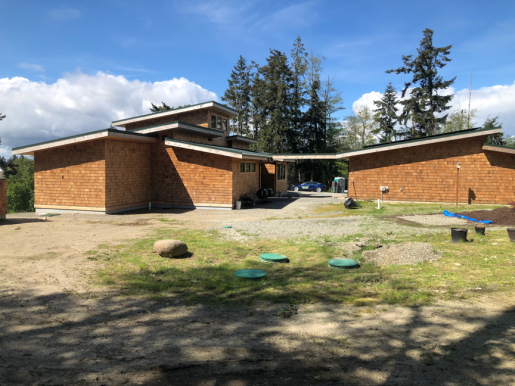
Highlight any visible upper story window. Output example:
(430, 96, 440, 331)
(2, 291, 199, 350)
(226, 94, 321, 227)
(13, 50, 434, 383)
(211, 115, 216, 128)
(217, 117, 222, 130)
(223, 118, 228, 131)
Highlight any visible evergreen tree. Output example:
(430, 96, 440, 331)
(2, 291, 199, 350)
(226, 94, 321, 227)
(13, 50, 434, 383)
(289, 37, 308, 153)
(484, 116, 505, 145)
(252, 49, 293, 153)
(0, 156, 17, 178)
(372, 83, 399, 143)
(387, 28, 456, 137)
(150, 102, 172, 112)
(221, 55, 253, 135)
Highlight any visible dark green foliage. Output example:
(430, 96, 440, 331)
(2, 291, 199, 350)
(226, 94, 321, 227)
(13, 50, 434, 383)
(252, 49, 293, 153)
(289, 36, 308, 153)
(387, 28, 456, 138)
(5, 156, 34, 213)
(224, 37, 347, 187)
(149, 102, 172, 112)
(0, 156, 17, 178)
(484, 116, 507, 145)
(221, 56, 253, 135)
(372, 83, 399, 143)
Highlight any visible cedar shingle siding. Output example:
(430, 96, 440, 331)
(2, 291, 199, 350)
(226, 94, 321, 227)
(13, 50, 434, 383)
(349, 135, 515, 204)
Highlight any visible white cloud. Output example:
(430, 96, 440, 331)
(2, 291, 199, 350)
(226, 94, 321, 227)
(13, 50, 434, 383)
(352, 82, 515, 135)
(19, 63, 44, 72)
(48, 9, 81, 20)
(0, 72, 218, 157)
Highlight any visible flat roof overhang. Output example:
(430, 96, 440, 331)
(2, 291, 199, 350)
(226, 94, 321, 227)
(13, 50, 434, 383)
(127, 121, 224, 138)
(164, 138, 271, 161)
(226, 135, 258, 145)
(482, 143, 515, 154)
(112, 101, 238, 128)
(12, 129, 158, 156)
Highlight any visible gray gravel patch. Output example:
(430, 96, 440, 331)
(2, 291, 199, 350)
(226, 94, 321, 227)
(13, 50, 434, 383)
(363, 242, 441, 266)
(398, 214, 469, 226)
(216, 216, 445, 241)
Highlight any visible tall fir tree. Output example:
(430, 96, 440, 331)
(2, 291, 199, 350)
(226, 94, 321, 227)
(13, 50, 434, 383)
(372, 83, 399, 143)
(484, 116, 505, 145)
(289, 37, 308, 153)
(221, 55, 253, 135)
(387, 28, 456, 138)
(252, 49, 293, 153)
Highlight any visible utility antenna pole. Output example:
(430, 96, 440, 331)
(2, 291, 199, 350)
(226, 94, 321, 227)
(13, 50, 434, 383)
(468, 72, 473, 129)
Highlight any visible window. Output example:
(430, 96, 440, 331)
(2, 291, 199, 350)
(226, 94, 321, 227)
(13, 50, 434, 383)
(277, 164, 286, 180)
(251, 163, 256, 172)
(211, 115, 216, 128)
(217, 117, 222, 130)
(223, 118, 228, 131)
(240, 163, 245, 172)
(246, 163, 251, 172)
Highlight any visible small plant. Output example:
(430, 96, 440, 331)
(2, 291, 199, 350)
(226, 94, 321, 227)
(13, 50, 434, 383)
(475, 223, 485, 229)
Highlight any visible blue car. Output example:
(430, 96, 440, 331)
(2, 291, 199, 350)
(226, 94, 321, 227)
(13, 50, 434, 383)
(291, 181, 326, 193)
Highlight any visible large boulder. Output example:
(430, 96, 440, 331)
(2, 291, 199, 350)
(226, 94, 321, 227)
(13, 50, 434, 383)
(154, 240, 188, 258)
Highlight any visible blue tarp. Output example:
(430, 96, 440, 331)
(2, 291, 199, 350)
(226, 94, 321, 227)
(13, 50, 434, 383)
(443, 210, 492, 224)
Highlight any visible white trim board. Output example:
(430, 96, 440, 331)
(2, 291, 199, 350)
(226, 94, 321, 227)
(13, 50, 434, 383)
(482, 145, 515, 155)
(131, 122, 223, 137)
(164, 139, 271, 160)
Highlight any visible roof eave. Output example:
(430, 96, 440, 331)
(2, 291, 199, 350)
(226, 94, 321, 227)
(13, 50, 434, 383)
(112, 101, 238, 127)
(12, 130, 157, 156)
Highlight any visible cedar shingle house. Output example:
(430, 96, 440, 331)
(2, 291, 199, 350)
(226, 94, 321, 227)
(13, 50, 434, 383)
(13, 102, 290, 214)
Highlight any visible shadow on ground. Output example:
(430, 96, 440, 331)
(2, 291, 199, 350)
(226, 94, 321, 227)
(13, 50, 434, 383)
(1, 286, 514, 385)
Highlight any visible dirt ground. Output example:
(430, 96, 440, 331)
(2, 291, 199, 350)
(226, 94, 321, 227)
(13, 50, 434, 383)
(1, 194, 515, 385)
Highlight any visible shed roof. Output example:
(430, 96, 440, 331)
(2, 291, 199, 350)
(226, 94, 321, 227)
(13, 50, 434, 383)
(164, 138, 272, 160)
(277, 127, 502, 160)
(128, 121, 224, 138)
(226, 135, 258, 144)
(112, 101, 238, 127)
(12, 128, 157, 156)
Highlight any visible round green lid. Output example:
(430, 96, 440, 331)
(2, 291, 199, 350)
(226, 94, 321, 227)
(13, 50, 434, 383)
(234, 269, 266, 279)
(260, 253, 288, 263)
(328, 258, 360, 270)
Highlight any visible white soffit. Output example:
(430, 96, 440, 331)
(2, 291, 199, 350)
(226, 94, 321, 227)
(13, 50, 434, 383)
(164, 139, 270, 160)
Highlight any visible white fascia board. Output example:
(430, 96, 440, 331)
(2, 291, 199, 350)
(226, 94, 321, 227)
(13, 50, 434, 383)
(164, 139, 270, 160)
(482, 144, 515, 155)
(113, 102, 237, 127)
(337, 128, 502, 159)
(134, 122, 223, 137)
(12, 131, 156, 156)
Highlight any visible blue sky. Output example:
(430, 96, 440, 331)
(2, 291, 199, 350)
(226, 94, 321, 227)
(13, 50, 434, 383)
(1, 0, 514, 155)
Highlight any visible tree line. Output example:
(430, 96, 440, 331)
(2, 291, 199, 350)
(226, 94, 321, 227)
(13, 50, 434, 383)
(221, 29, 511, 186)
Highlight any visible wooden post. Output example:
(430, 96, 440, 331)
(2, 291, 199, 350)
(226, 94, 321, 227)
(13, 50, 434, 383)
(456, 162, 461, 206)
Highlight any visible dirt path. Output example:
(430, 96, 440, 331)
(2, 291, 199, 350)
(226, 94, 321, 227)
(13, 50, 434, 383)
(1, 200, 515, 385)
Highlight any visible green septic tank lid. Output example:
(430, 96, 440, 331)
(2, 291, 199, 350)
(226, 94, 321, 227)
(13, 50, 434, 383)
(234, 269, 266, 280)
(328, 258, 360, 270)
(260, 253, 288, 263)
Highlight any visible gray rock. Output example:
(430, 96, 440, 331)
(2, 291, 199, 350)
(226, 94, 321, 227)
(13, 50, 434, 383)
(154, 240, 188, 258)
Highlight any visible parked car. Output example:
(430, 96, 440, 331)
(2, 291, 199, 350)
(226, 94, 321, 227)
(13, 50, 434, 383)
(291, 181, 326, 193)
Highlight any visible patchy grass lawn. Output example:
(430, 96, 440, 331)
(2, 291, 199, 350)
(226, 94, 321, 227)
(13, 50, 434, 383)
(314, 200, 505, 217)
(90, 222, 515, 307)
